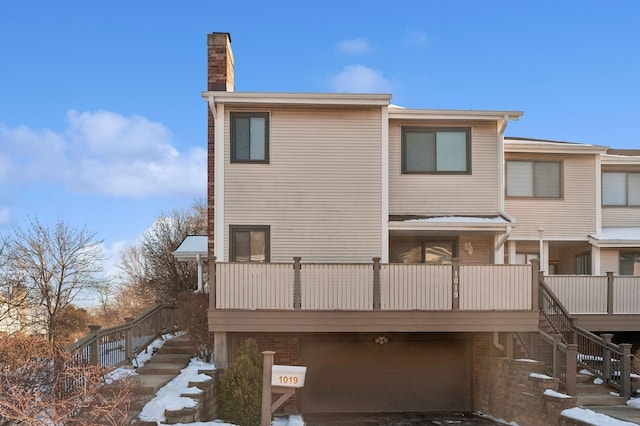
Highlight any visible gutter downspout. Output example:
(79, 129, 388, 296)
(493, 332, 504, 352)
(495, 225, 512, 251)
(498, 114, 509, 214)
(196, 253, 203, 293)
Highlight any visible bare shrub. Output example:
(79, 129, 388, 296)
(0, 334, 130, 425)
(176, 291, 213, 360)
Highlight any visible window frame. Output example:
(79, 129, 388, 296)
(401, 127, 472, 174)
(505, 160, 563, 199)
(602, 171, 640, 206)
(619, 252, 640, 275)
(389, 237, 459, 264)
(229, 225, 271, 263)
(230, 112, 270, 164)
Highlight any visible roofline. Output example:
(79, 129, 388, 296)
(505, 137, 609, 154)
(388, 108, 523, 121)
(201, 91, 392, 106)
(602, 153, 640, 165)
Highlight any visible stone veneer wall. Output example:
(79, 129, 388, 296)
(475, 357, 578, 425)
(161, 370, 218, 424)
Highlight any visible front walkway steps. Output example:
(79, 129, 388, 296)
(571, 373, 640, 424)
(126, 334, 194, 425)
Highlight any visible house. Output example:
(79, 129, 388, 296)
(196, 32, 640, 414)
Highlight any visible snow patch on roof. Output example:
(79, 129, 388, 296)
(401, 216, 509, 224)
(592, 227, 640, 242)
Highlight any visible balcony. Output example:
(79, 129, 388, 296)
(545, 273, 640, 331)
(208, 259, 541, 333)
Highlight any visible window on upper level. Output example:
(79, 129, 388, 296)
(231, 112, 269, 163)
(230, 225, 270, 262)
(506, 160, 562, 198)
(401, 127, 471, 174)
(620, 252, 640, 275)
(602, 172, 640, 206)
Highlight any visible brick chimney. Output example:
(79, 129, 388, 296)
(207, 32, 234, 92)
(207, 32, 233, 264)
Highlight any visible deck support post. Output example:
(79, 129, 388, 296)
(373, 257, 381, 311)
(620, 343, 632, 399)
(261, 351, 275, 426)
(566, 343, 578, 396)
(606, 272, 614, 315)
(293, 257, 302, 310)
(452, 258, 460, 310)
(210, 256, 217, 310)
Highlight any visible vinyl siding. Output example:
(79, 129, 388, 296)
(223, 106, 383, 262)
(601, 249, 620, 274)
(602, 207, 640, 227)
(505, 153, 597, 240)
(389, 121, 500, 216)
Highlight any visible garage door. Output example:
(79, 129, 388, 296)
(299, 334, 471, 413)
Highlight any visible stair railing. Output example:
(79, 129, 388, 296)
(68, 304, 177, 368)
(537, 274, 632, 399)
(515, 329, 578, 395)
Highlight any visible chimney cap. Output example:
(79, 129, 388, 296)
(208, 32, 231, 45)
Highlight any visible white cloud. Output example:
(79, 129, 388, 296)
(336, 38, 372, 55)
(330, 65, 393, 93)
(0, 110, 206, 198)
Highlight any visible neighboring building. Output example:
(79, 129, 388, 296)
(200, 32, 640, 414)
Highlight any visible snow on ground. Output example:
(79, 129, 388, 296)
(138, 358, 215, 423)
(562, 407, 638, 425)
(106, 335, 639, 426)
(106, 334, 303, 426)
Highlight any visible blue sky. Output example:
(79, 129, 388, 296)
(1, 1, 639, 287)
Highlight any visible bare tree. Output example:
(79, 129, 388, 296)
(3, 218, 107, 343)
(0, 236, 35, 334)
(141, 199, 206, 301)
(89, 246, 155, 327)
(0, 333, 131, 425)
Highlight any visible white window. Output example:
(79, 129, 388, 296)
(402, 128, 470, 174)
(602, 172, 640, 206)
(506, 160, 561, 198)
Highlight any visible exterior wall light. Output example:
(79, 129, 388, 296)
(464, 242, 474, 255)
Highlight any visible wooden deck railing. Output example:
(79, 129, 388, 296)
(546, 273, 640, 314)
(212, 258, 537, 311)
(68, 304, 177, 368)
(535, 270, 633, 399)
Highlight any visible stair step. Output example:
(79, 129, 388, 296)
(147, 353, 192, 365)
(159, 345, 194, 355)
(576, 373, 595, 384)
(577, 383, 616, 395)
(576, 394, 626, 407)
(128, 375, 176, 397)
(137, 362, 184, 376)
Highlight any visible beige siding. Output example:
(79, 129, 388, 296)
(224, 106, 382, 262)
(505, 153, 597, 240)
(601, 249, 620, 274)
(458, 235, 493, 264)
(389, 121, 501, 215)
(602, 207, 640, 227)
